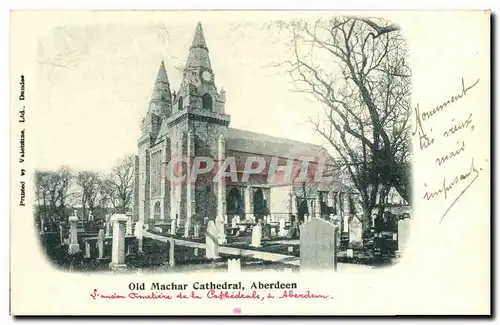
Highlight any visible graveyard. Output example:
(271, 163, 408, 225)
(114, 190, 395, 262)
(38, 209, 411, 273)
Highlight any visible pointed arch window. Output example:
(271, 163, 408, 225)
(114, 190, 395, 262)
(202, 93, 213, 111)
(178, 96, 184, 110)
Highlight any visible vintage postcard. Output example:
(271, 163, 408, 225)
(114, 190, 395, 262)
(10, 10, 490, 315)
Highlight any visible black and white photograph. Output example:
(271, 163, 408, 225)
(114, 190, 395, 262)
(9, 10, 490, 315)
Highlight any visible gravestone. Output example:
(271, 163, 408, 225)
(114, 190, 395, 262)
(235, 215, 240, 224)
(227, 258, 241, 272)
(216, 215, 227, 245)
(343, 213, 349, 232)
(59, 225, 64, 245)
(134, 221, 144, 252)
(97, 229, 105, 259)
(286, 221, 300, 239)
(251, 224, 262, 248)
(348, 216, 363, 248)
(109, 214, 128, 271)
(288, 246, 294, 253)
(278, 219, 286, 237)
(224, 214, 228, 224)
(193, 223, 200, 239)
(183, 218, 191, 238)
(126, 215, 132, 236)
(193, 247, 199, 256)
(84, 240, 91, 258)
(262, 223, 272, 240)
(300, 218, 337, 271)
(169, 238, 175, 267)
(40, 217, 44, 234)
(105, 221, 111, 237)
(397, 218, 411, 253)
(170, 218, 177, 235)
(304, 214, 309, 224)
(68, 215, 80, 255)
(231, 216, 237, 228)
(347, 248, 354, 258)
(205, 220, 219, 259)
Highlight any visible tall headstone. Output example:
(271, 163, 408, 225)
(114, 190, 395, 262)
(40, 217, 45, 234)
(278, 219, 286, 237)
(193, 223, 200, 239)
(397, 218, 411, 253)
(300, 218, 337, 271)
(227, 258, 241, 272)
(183, 217, 191, 238)
(169, 238, 175, 267)
(134, 221, 144, 252)
(109, 214, 128, 271)
(68, 215, 80, 255)
(348, 216, 363, 248)
(231, 216, 238, 228)
(251, 224, 262, 248)
(205, 220, 219, 259)
(216, 215, 227, 245)
(126, 215, 133, 236)
(97, 229, 105, 259)
(59, 225, 64, 245)
(170, 218, 177, 236)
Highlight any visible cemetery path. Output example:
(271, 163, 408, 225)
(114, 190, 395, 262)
(144, 231, 372, 272)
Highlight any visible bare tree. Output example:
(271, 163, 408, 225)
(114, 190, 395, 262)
(271, 17, 412, 229)
(34, 167, 73, 221)
(108, 155, 135, 214)
(76, 171, 102, 220)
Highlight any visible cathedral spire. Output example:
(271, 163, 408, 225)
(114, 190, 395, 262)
(185, 22, 212, 71)
(151, 60, 171, 101)
(156, 60, 169, 85)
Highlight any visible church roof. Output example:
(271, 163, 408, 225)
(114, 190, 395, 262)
(227, 127, 331, 162)
(185, 22, 212, 71)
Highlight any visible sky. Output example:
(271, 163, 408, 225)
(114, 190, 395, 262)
(33, 19, 329, 172)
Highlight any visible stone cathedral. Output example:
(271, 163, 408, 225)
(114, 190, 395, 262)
(133, 23, 360, 229)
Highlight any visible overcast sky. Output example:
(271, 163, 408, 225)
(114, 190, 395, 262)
(34, 20, 330, 172)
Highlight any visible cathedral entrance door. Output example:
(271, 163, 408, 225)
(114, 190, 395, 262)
(253, 188, 268, 221)
(226, 187, 243, 216)
(298, 199, 309, 223)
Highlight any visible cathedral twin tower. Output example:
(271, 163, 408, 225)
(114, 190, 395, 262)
(136, 23, 230, 228)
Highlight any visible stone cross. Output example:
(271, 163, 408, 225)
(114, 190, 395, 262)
(97, 229, 105, 259)
(109, 214, 128, 271)
(227, 258, 241, 272)
(216, 215, 227, 245)
(251, 224, 262, 248)
(205, 220, 219, 259)
(300, 218, 338, 271)
(68, 215, 80, 255)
